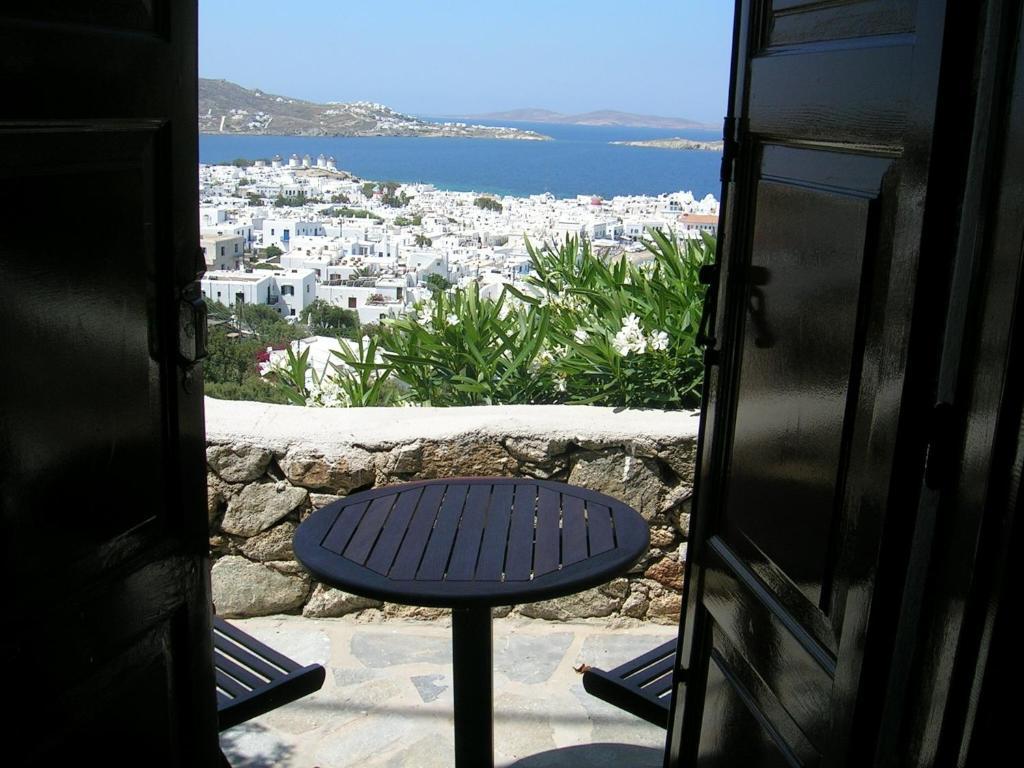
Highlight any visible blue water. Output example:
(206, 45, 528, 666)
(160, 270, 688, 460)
(199, 121, 723, 200)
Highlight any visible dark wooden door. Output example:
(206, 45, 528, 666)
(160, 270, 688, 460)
(0, 4, 217, 765)
(668, 2, 973, 766)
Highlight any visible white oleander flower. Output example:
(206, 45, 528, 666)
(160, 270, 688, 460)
(613, 313, 648, 356)
(446, 313, 459, 326)
(554, 373, 567, 392)
(573, 328, 589, 343)
(649, 330, 669, 351)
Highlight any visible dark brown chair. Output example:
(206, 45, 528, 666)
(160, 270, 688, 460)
(213, 616, 326, 732)
(581, 639, 678, 728)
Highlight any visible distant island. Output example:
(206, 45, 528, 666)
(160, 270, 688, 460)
(611, 138, 724, 151)
(199, 79, 551, 140)
(456, 107, 713, 131)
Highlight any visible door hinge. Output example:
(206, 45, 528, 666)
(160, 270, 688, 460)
(924, 402, 956, 490)
(179, 283, 208, 366)
(696, 263, 720, 359)
(720, 116, 740, 184)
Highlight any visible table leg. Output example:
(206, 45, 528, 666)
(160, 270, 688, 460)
(452, 605, 493, 768)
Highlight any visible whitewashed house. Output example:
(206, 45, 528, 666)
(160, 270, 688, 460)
(262, 219, 326, 252)
(200, 232, 244, 271)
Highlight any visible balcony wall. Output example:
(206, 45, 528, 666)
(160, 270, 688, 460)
(206, 398, 698, 623)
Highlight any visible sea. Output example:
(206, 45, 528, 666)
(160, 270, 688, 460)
(199, 121, 723, 201)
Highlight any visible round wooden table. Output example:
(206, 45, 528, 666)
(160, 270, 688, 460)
(293, 477, 650, 768)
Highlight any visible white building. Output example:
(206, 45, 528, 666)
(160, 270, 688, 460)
(262, 219, 326, 251)
(199, 206, 227, 227)
(676, 212, 719, 237)
(201, 270, 273, 308)
(318, 278, 407, 325)
(271, 268, 317, 318)
(200, 267, 316, 318)
(200, 232, 244, 271)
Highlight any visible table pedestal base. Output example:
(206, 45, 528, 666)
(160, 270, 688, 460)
(452, 606, 493, 768)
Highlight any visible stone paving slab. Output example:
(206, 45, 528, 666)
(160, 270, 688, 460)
(220, 615, 675, 767)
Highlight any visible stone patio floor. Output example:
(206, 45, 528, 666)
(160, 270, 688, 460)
(220, 615, 676, 768)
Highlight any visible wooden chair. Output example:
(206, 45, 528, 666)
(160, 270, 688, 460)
(213, 616, 326, 732)
(581, 638, 678, 728)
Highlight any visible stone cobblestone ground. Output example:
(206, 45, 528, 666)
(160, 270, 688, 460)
(220, 615, 675, 767)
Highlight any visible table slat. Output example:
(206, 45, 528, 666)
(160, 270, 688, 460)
(587, 502, 615, 556)
(473, 484, 515, 581)
(389, 484, 447, 579)
(445, 483, 492, 581)
(366, 488, 423, 575)
(504, 484, 537, 581)
(533, 487, 562, 576)
(417, 484, 469, 580)
(561, 494, 588, 566)
(344, 494, 398, 565)
(321, 501, 369, 555)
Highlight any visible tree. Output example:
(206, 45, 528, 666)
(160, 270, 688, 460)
(261, 244, 283, 260)
(246, 192, 262, 206)
(474, 196, 503, 212)
(300, 299, 360, 338)
(203, 325, 264, 386)
(331, 192, 350, 204)
(235, 302, 301, 344)
(274, 192, 308, 207)
(393, 213, 424, 227)
(414, 234, 433, 247)
(361, 182, 376, 199)
(424, 273, 451, 292)
(323, 207, 382, 222)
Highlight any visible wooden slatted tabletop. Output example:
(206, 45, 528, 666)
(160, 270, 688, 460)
(292, 477, 650, 768)
(293, 478, 650, 608)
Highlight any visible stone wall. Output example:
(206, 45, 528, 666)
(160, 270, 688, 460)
(206, 399, 698, 624)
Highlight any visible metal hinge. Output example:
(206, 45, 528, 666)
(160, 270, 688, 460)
(696, 263, 721, 363)
(720, 116, 740, 184)
(179, 283, 208, 366)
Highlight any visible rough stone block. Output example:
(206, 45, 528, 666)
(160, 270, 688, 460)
(310, 493, 344, 509)
(419, 439, 514, 478)
(657, 440, 697, 481)
(206, 472, 240, 529)
(503, 436, 569, 465)
(207, 442, 273, 483)
(211, 555, 310, 617)
(568, 450, 669, 521)
(383, 604, 452, 621)
(674, 511, 691, 539)
(621, 584, 650, 618)
(240, 522, 297, 562)
(645, 556, 685, 591)
(647, 592, 682, 623)
(518, 586, 621, 620)
(600, 577, 629, 600)
(375, 441, 423, 477)
(279, 447, 375, 493)
(302, 584, 382, 618)
(649, 526, 676, 549)
(221, 482, 308, 537)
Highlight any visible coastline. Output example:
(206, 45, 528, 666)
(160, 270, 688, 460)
(610, 138, 724, 151)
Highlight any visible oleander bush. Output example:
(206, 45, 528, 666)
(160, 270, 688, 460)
(261, 230, 714, 409)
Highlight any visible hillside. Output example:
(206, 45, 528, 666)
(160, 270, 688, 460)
(460, 107, 712, 130)
(199, 79, 550, 140)
(611, 137, 724, 151)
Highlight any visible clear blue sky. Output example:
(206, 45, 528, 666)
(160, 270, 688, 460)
(199, 1, 734, 124)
